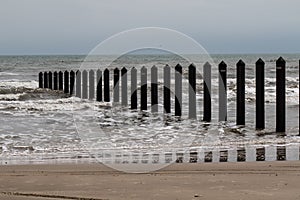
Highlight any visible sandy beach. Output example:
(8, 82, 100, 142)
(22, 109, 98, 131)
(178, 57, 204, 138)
(0, 161, 300, 200)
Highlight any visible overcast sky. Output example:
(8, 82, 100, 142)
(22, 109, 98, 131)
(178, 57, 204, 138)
(0, 0, 300, 55)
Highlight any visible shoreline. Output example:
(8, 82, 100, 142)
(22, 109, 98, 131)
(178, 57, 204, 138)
(1, 161, 300, 200)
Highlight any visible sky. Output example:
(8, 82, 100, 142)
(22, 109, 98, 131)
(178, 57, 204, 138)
(0, 0, 300, 55)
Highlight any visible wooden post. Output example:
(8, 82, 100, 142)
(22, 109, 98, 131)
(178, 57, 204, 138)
(76, 70, 81, 98)
(131, 67, 137, 109)
(256, 58, 265, 130)
(82, 70, 88, 99)
(64, 70, 69, 94)
(203, 62, 211, 122)
(39, 72, 43, 88)
(96, 69, 102, 101)
(58, 71, 63, 91)
(219, 61, 227, 122)
(48, 71, 52, 90)
(276, 57, 286, 132)
(188, 64, 196, 119)
(104, 69, 110, 102)
(121, 67, 128, 106)
(236, 60, 245, 126)
(53, 71, 58, 90)
(44, 72, 48, 88)
(113, 68, 120, 103)
(70, 70, 75, 95)
(175, 64, 182, 116)
(141, 66, 147, 110)
(164, 65, 171, 114)
(89, 70, 95, 100)
(151, 66, 158, 113)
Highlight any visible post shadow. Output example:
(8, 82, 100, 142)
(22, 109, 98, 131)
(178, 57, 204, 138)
(151, 66, 158, 113)
(218, 61, 227, 122)
(203, 62, 211, 122)
(175, 64, 182, 116)
(164, 65, 171, 114)
(256, 58, 265, 130)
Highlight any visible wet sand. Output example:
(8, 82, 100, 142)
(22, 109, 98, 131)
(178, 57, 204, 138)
(0, 161, 300, 200)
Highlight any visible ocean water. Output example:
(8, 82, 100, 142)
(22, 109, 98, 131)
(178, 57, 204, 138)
(0, 54, 299, 165)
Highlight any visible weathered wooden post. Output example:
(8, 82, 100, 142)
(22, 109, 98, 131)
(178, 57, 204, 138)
(164, 65, 171, 114)
(39, 72, 43, 88)
(151, 66, 158, 113)
(53, 71, 58, 90)
(43, 72, 49, 89)
(104, 69, 110, 102)
(58, 71, 63, 90)
(219, 61, 227, 121)
(203, 62, 211, 122)
(141, 66, 147, 110)
(96, 69, 102, 101)
(256, 58, 265, 130)
(236, 60, 245, 125)
(76, 70, 81, 98)
(70, 70, 75, 95)
(48, 71, 53, 90)
(175, 64, 182, 116)
(64, 70, 69, 94)
(188, 64, 196, 119)
(131, 67, 137, 109)
(89, 70, 95, 100)
(121, 67, 128, 106)
(113, 68, 120, 103)
(82, 70, 88, 99)
(276, 57, 286, 132)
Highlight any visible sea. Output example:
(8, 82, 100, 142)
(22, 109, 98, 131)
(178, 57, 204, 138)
(0, 54, 299, 166)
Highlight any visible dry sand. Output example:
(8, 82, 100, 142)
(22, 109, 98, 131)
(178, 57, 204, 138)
(0, 161, 300, 200)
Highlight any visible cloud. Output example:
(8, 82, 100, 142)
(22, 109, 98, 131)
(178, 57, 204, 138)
(0, 0, 299, 54)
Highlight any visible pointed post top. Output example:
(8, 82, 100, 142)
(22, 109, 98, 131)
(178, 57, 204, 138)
(164, 64, 170, 69)
(237, 59, 245, 66)
(97, 69, 101, 72)
(175, 63, 182, 70)
(151, 65, 157, 70)
(189, 63, 196, 68)
(189, 63, 196, 67)
(39, 72, 43, 74)
(121, 67, 127, 72)
(276, 57, 286, 65)
(114, 67, 119, 72)
(204, 62, 211, 67)
(256, 58, 265, 65)
(131, 67, 137, 71)
(175, 63, 181, 68)
(83, 69, 87, 73)
(141, 66, 147, 71)
(219, 61, 227, 66)
(64, 70, 68, 73)
(70, 70, 74, 73)
(104, 68, 109, 72)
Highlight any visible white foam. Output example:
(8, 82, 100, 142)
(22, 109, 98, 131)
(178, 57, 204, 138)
(0, 80, 38, 89)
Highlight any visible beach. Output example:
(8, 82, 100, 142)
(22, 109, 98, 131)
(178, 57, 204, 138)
(1, 161, 300, 200)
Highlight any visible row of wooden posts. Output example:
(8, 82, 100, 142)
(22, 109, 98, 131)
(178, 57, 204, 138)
(39, 57, 297, 133)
